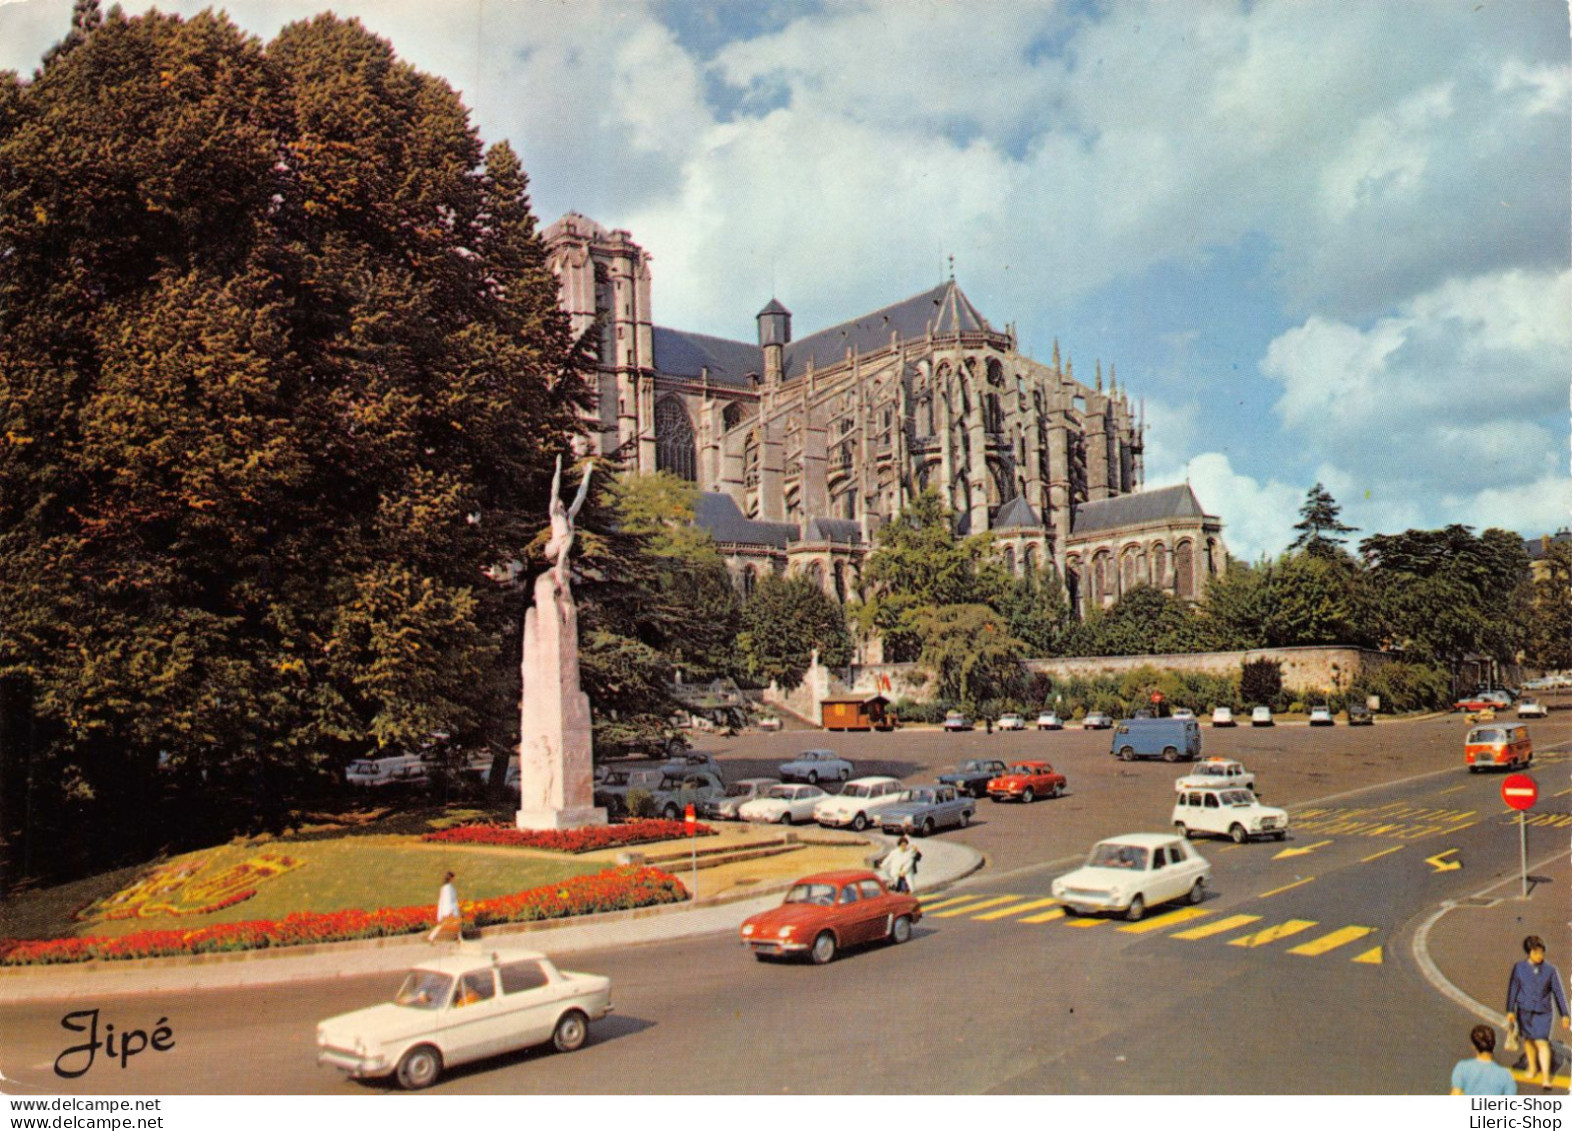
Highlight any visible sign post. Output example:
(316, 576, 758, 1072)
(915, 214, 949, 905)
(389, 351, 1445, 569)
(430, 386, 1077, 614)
(1501, 774, 1538, 898)
(685, 803, 698, 899)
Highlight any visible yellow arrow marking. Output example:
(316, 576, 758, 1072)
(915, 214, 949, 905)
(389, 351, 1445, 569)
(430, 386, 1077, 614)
(1260, 876, 1316, 898)
(1425, 849, 1461, 872)
(1172, 914, 1262, 940)
(1118, 907, 1211, 934)
(1273, 839, 1333, 859)
(1361, 845, 1405, 863)
(931, 895, 1020, 918)
(1288, 925, 1376, 956)
(973, 897, 1059, 921)
(1352, 946, 1383, 965)
(1228, 919, 1319, 948)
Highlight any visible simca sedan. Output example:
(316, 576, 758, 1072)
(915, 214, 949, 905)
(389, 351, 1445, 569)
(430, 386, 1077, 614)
(739, 869, 921, 964)
(986, 761, 1066, 803)
(1174, 758, 1256, 793)
(1051, 833, 1211, 921)
(879, 784, 975, 836)
(813, 776, 908, 830)
(937, 758, 1010, 798)
(316, 948, 612, 1089)
(738, 783, 828, 824)
(1172, 786, 1289, 843)
(777, 749, 853, 784)
(701, 778, 780, 820)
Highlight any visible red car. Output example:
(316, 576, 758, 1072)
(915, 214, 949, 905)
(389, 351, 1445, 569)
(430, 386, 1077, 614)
(739, 870, 921, 965)
(986, 761, 1067, 803)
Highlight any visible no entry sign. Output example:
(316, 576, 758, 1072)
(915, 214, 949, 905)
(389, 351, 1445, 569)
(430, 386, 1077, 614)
(1502, 774, 1538, 812)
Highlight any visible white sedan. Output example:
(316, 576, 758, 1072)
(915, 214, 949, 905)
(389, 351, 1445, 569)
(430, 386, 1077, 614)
(995, 714, 1026, 731)
(317, 949, 611, 1089)
(1250, 706, 1274, 727)
(813, 776, 907, 831)
(1051, 833, 1210, 921)
(739, 783, 828, 825)
(1036, 712, 1064, 730)
(1517, 698, 1548, 719)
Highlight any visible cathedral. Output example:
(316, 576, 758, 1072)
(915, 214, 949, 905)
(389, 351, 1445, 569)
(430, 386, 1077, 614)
(544, 212, 1226, 625)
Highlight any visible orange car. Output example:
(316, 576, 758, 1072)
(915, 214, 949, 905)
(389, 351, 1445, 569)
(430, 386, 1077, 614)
(986, 761, 1067, 803)
(739, 870, 921, 964)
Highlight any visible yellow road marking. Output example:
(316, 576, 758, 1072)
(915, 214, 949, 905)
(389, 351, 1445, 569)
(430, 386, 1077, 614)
(1273, 839, 1332, 859)
(1062, 915, 1110, 928)
(1554, 787, 1572, 798)
(1437, 784, 1468, 795)
(973, 898, 1060, 921)
(930, 895, 1021, 918)
(1020, 907, 1066, 924)
(1172, 914, 1261, 940)
(1288, 925, 1376, 956)
(1360, 845, 1405, 863)
(1511, 1068, 1572, 1089)
(1118, 907, 1211, 934)
(919, 895, 988, 913)
(1259, 876, 1316, 897)
(1228, 919, 1319, 948)
(1352, 946, 1383, 965)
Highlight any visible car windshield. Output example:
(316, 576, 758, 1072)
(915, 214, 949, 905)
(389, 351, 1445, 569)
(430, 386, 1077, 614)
(1089, 844, 1148, 870)
(766, 787, 795, 800)
(1468, 728, 1506, 744)
(841, 784, 871, 798)
(1221, 790, 1255, 806)
(904, 790, 936, 805)
(1011, 765, 1036, 774)
(1195, 765, 1224, 777)
(395, 970, 453, 1010)
(784, 883, 837, 906)
(347, 761, 378, 773)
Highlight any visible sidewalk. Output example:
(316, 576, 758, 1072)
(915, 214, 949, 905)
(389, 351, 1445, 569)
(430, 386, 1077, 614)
(1417, 844, 1572, 1091)
(0, 832, 983, 1002)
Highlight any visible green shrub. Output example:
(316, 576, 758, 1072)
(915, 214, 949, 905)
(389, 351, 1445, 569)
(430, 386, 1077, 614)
(1355, 661, 1451, 713)
(624, 789, 656, 819)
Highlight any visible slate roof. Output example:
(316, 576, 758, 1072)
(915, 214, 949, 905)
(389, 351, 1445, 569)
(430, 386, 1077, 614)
(1525, 530, 1572, 561)
(802, 517, 863, 544)
(651, 326, 763, 388)
(992, 496, 1044, 531)
(693, 493, 798, 548)
(782, 282, 997, 378)
(1070, 484, 1209, 535)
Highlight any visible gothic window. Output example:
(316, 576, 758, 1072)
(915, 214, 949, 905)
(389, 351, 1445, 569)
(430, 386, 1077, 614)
(739, 565, 755, 598)
(989, 459, 1016, 506)
(1121, 549, 1139, 593)
(920, 394, 935, 436)
(1151, 544, 1168, 589)
(1206, 539, 1220, 576)
(655, 397, 696, 481)
(985, 393, 1003, 433)
(807, 561, 825, 591)
(1064, 560, 1081, 619)
(722, 402, 746, 432)
(987, 359, 1005, 387)
(1002, 546, 1015, 574)
(1176, 540, 1195, 599)
(833, 562, 847, 604)
(837, 489, 856, 520)
(1023, 544, 1038, 575)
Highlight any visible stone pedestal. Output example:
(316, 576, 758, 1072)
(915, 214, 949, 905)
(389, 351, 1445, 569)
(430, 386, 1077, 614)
(516, 571, 606, 831)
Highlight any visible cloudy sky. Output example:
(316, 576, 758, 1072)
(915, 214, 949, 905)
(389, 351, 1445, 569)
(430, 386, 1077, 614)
(3, 0, 1568, 561)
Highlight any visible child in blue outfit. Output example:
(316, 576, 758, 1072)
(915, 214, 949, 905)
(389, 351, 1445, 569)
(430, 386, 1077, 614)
(1452, 1025, 1517, 1095)
(1506, 935, 1570, 1092)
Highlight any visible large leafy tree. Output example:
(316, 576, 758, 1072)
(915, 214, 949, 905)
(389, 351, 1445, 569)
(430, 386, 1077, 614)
(1525, 542, 1572, 670)
(0, 6, 584, 879)
(1068, 585, 1203, 656)
(911, 605, 1027, 706)
(1289, 483, 1357, 559)
(736, 574, 852, 688)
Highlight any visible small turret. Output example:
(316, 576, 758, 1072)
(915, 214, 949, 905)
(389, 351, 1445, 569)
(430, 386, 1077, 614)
(757, 298, 790, 387)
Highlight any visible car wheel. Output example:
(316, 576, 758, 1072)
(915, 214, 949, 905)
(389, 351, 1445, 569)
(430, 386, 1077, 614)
(1186, 878, 1205, 905)
(851, 812, 868, 832)
(1021, 787, 1035, 804)
(891, 915, 913, 945)
(838, 768, 850, 782)
(1124, 895, 1146, 922)
(662, 804, 679, 821)
(921, 818, 935, 837)
(1175, 821, 1189, 839)
(806, 771, 819, 785)
(1119, 746, 1135, 762)
(395, 1045, 443, 1090)
(1060, 902, 1079, 918)
(1273, 831, 1287, 841)
(1049, 782, 1063, 799)
(779, 811, 792, 825)
(552, 1009, 589, 1053)
(810, 931, 837, 965)
(1230, 823, 1248, 845)
(1162, 746, 1179, 763)
(959, 810, 971, 828)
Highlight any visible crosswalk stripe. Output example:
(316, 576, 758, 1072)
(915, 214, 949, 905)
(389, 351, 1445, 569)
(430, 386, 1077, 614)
(974, 898, 1060, 921)
(930, 895, 1021, 918)
(1228, 919, 1318, 948)
(920, 895, 992, 913)
(1287, 925, 1376, 956)
(1062, 914, 1110, 928)
(1172, 914, 1262, 940)
(1117, 907, 1212, 934)
(1019, 907, 1066, 924)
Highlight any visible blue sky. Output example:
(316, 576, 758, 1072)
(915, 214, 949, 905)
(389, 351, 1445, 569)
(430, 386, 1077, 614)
(3, 0, 1568, 561)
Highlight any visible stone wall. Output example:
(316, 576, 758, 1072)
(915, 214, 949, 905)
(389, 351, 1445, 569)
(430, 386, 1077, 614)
(1022, 646, 1392, 694)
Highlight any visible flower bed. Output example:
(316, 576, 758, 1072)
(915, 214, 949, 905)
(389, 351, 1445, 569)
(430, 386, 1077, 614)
(0, 866, 688, 967)
(422, 818, 717, 852)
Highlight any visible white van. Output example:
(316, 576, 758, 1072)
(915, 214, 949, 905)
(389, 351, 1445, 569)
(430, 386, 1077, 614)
(345, 754, 429, 787)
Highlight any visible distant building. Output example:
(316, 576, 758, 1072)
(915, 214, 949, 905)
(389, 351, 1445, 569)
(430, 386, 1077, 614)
(1525, 529, 1572, 582)
(544, 212, 1226, 620)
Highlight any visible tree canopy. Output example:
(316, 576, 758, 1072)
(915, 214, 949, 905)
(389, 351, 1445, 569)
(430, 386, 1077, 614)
(1289, 483, 1357, 559)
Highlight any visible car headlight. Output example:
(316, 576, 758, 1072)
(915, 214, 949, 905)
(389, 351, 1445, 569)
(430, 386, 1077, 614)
(742, 924, 754, 935)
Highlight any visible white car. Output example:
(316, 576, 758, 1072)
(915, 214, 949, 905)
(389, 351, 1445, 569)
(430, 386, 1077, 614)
(995, 714, 1026, 731)
(738, 783, 828, 825)
(813, 776, 908, 831)
(1174, 758, 1256, 793)
(1308, 705, 1334, 726)
(755, 715, 784, 731)
(1036, 712, 1064, 730)
(1082, 712, 1114, 730)
(1517, 698, 1548, 719)
(1250, 706, 1274, 727)
(1170, 708, 1196, 720)
(1172, 786, 1289, 843)
(345, 754, 428, 787)
(1211, 707, 1236, 727)
(700, 778, 780, 820)
(317, 948, 612, 1089)
(1051, 833, 1211, 921)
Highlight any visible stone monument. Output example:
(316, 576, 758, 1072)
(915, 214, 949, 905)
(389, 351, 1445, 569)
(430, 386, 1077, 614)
(515, 455, 607, 831)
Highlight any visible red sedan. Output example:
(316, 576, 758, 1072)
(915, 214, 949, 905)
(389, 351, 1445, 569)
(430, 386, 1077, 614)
(739, 870, 921, 964)
(986, 760, 1067, 803)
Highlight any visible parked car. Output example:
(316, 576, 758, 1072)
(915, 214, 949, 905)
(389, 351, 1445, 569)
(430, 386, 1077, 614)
(1036, 711, 1064, 730)
(597, 769, 724, 820)
(1454, 690, 1516, 712)
(1051, 833, 1211, 922)
(1170, 708, 1196, 720)
(1346, 703, 1374, 726)
(937, 758, 1010, 798)
(1517, 697, 1548, 719)
(1308, 705, 1334, 726)
(1250, 706, 1274, 727)
(738, 783, 829, 824)
(596, 724, 691, 761)
(942, 711, 974, 732)
(658, 751, 725, 779)
(316, 948, 612, 1089)
(1465, 724, 1533, 772)
(739, 870, 921, 964)
(878, 784, 975, 836)
(755, 714, 784, 732)
(986, 761, 1067, 803)
(813, 776, 908, 831)
(1109, 717, 1203, 763)
(700, 778, 780, 820)
(1082, 712, 1114, 730)
(995, 713, 1026, 731)
(777, 749, 854, 784)
(1174, 758, 1256, 793)
(345, 754, 429, 787)
(1172, 786, 1289, 843)
(590, 767, 666, 814)
(1211, 707, 1236, 727)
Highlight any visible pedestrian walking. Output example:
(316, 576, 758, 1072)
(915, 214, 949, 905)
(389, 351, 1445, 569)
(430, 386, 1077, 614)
(1506, 934, 1570, 1091)
(428, 870, 462, 943)
(985, 716, 993, 735)
(1450, 1024, 1517, 1095)
(881, 837, 920, 894)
